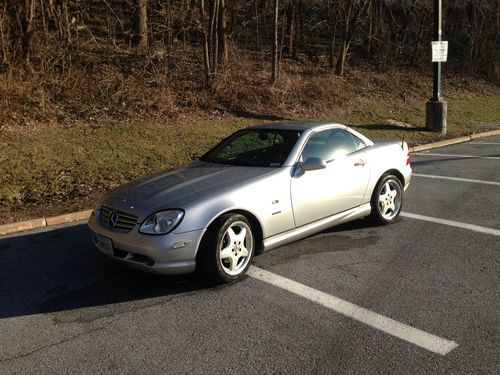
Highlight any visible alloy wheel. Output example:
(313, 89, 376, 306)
(378, 180, 402, 220)
(218, 221, 254, 276)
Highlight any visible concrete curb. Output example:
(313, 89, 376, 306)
(45, 210, 94, 226)
(0, 209, 93, 236)
(1, 129, 499, 237)
(0, 218, 47, 236)
(410, 129, 500, 152)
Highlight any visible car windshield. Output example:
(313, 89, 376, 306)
(200, 129, 303, 167)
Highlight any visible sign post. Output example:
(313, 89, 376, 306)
(426, 0, 447, 134)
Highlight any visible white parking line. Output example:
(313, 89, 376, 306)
(412, 173, 500, 186)
(401, 212, 500, 237)
(248, 266, 458, 355)
(413, 153, 500, 160)
(468, 142, 500, 145)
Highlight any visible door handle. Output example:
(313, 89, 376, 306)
(354, 160, 367, 167)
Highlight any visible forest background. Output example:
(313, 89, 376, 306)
(0, 0, 498, 222)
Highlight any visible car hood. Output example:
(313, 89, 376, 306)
(102, 161, 276, 217)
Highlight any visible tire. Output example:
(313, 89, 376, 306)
(197, 213, 255, 283)
(369, 174, 403, 225)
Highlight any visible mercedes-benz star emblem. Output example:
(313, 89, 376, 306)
(108, 211, 119, 228)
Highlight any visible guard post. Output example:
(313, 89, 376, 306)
(426, 0, 448, 134)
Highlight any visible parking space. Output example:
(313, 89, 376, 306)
(1, 136, 499, 374)
(405, 136, 500, 230)
(410, 135, 500, 181)
(403, 178, 500, 229)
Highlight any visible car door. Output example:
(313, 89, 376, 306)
(290, 128, 370, 227)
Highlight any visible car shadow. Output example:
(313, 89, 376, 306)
(0, 224, 217, 320)
(230, 110, 290, 122)
(321, 218, 380, 234)
(409, 156, 497, 166)
(351, 124, 426, 132)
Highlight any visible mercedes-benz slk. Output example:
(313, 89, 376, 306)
(88, 122, 411, 282)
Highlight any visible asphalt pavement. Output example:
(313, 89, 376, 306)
(1, 136, 499, 374)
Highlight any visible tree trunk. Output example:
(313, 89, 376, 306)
(219, 0, 228, 64)
(285, 0, 295, 56)
(134, 0, 148, 49)
(296, 0, 304, 52)
(5, 0, 37, 65)
(335, 41, 348, 76)
(199, 0, 211, 83)
(366, 0, 372, 53)
(209, 0, 219, 73)
(255, 0, 260, 50)
(334, 0, 369, 76)
(0, 2, 8, 64)
(271, 0, 279, 82)
(329, 32, 336, 70)
(327, 0, 337, 70)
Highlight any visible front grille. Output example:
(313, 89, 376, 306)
(99, 205, 138, 232)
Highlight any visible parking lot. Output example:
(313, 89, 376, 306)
(1, 135, 499, 374)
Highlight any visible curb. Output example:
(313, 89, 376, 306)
(410, 129, 500, 152)
(0, 218, 47, 236)
(0, 209, 93, 236)
(1, 129, 499, 237)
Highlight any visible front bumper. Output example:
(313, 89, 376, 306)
(88, 211, 206, 275)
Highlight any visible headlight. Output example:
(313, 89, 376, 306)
(139, 210, 184, 235)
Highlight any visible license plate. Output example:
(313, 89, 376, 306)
(94, 234, 113, 256)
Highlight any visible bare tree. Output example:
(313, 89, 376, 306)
(209, 0, 220, 73)
(134, 0, 148, 49)
(0, 0, 496, 79)
(54, 0, 72, 44)
(2, 0, 37, 65)
(334, 0, 370, 76)
(219, 0, 228, 64)
(199, 0, 211, 83)
(284, 0, 295, 56)
(271, 0, 278, 82)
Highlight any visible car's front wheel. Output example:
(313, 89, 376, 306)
(198, 213, 255, 283)
(370, 174, 403, 224)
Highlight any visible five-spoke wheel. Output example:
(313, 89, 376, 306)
(218, 221, 253, 276)
(370, 174, 403, 224)
(198, 213, 255, 283)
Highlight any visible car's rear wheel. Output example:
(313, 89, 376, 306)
(198, 213, 255, 283)
(370, 174, 403, 224)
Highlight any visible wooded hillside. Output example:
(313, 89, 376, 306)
(0, 1, 498, 126)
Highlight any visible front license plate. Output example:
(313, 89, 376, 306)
(94, 234, 114, 256)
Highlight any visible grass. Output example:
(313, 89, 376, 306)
(1, 47, 498, 224)
(0, 117, 259, 222)
(343, 96, 500, 143)
(1, 93, 498, 224)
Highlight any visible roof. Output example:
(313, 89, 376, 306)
(248, 121, 346, 132)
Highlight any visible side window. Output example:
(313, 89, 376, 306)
(350, 133, 367, 151)
(301, 129, 364, 161)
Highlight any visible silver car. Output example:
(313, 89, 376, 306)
(88, 122, 411, 282)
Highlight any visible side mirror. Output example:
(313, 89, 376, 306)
(301, 157, 327, 172)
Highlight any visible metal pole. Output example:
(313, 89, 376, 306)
(432, 0, 442, 101)
(426, 0, 447, 133)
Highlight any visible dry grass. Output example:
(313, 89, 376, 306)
(1, 44, 498, 129)
(0, 45, 499, 224)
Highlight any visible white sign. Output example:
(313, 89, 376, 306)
(432, 41, 448, 62)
